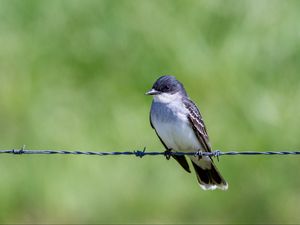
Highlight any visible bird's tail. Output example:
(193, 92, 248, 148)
(190, 156, 228, 190)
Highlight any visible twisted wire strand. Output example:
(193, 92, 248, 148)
(1, 148, 300, 158)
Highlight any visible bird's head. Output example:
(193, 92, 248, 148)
(146, 75, 187, 103)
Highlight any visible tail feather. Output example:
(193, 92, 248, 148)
(191, 159, 228, 190)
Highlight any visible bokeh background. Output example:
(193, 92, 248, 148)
(1, 0, 300, 223)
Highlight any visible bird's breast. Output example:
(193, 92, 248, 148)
(151, 101, 201, 151)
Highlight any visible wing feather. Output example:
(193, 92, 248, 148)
(183, 98, 212, 152)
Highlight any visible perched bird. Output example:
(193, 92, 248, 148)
(146, 75, 228, 190)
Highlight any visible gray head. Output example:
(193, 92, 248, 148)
(145, 75, 187, 97)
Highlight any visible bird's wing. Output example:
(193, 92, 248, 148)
(150, 109, 191, 173)
(183, 97, 212, 152)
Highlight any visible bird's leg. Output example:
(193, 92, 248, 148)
(164, 148, 172, 160)
(196, 149, 203, 160)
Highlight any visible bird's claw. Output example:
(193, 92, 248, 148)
(196, 150, 203, 160)
(164, 149, 172, 160)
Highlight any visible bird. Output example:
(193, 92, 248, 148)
(146, 75, 228, 190)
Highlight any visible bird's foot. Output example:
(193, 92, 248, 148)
(196, 150, 203, 160)
(164, 149, 172, 160)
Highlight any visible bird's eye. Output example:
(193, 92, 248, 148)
(164, 85, 170, 91)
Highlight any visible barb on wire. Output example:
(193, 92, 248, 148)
(1, 147, 300, 158)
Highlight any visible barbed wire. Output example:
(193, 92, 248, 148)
(1, 148, 300, 160)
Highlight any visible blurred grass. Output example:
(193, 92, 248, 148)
(0, 0, 300, 223)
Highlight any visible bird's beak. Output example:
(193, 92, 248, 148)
(145, 89, 160, 95)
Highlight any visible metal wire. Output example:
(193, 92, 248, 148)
(1, 148, 300, 158)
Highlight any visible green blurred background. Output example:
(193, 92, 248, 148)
(1, 0, 300, 223)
